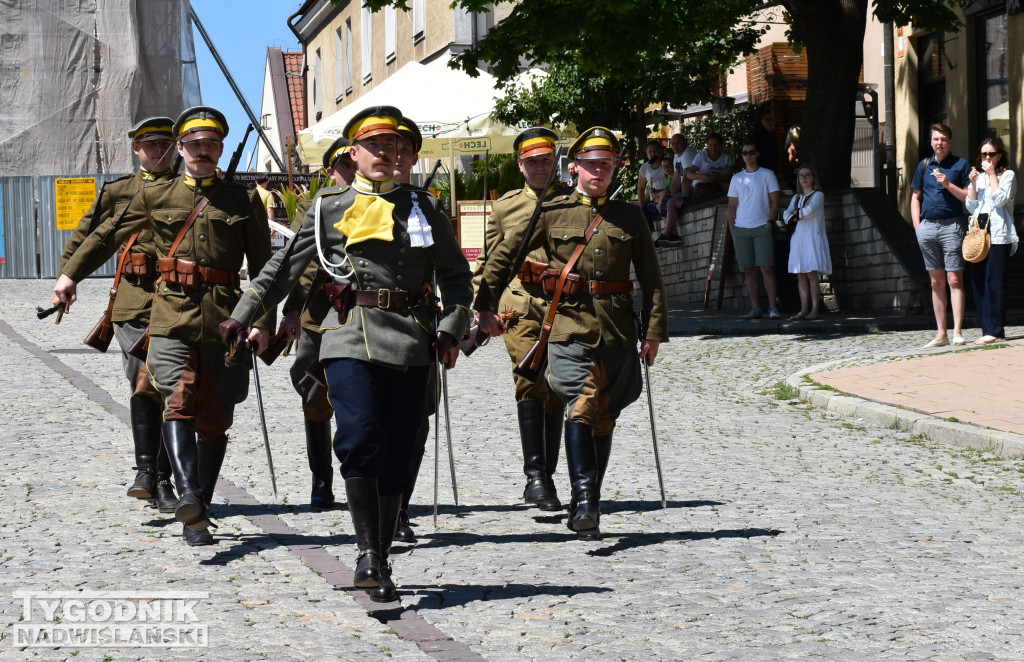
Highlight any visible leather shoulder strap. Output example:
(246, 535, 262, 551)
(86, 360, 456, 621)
(167, 181, 223, 259)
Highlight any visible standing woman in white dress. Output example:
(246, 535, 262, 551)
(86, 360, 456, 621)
(785, 164, 832, 319)
(966, 136, 1017, 344)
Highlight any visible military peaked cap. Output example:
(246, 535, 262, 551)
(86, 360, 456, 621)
(568, 127, 619, 160)
(323, 136, 352, 170)
(397, 117, 423, 153)
(129, 117, 175, 143)
(343, 106, 402, 142)
(514, 127, 558, 159)
(173, 106, 229, 142)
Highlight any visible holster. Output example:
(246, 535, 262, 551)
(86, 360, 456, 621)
(83, 311, 115, 353)
(541, 269, 583, 297)
(127, 328, 150, 361)
(324, 282, 354, 323)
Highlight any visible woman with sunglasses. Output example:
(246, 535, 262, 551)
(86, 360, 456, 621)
(966, 137, 1018, 344)
(784, 164, 832, 319)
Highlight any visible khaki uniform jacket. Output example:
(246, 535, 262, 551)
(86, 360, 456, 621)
(472, 186, 556, 318)
(282, 199, 333, 333)
(63, 177, 274, 343)
(60, 171, 163, 325)
(474, 190, 669, 347)
(231, 185, 473, 369)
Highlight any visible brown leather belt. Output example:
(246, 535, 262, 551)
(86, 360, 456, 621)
(157, 257, 240, 289)
(539, 268, 632, 296)
(121, 252, 156, 278)
(353, 288, 429, 310)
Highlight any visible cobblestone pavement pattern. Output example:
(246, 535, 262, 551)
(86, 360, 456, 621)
(2, 279, 1023, 661)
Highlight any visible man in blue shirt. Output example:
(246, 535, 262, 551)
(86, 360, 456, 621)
(911, 122, 971, 348)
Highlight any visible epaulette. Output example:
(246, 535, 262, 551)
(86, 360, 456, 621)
(318, 184, 352, 197)
(108, 173, 134, 184)
(497, 188, 521, 202)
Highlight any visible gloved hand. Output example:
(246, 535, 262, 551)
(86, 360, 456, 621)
(219, 318, 247, 348)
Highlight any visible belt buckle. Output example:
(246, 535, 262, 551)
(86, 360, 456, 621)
(377, 289, 391, 308)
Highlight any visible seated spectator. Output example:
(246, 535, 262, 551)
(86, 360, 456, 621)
(668, 133, 698, 200)
(750, 108, 779, 175)
(657, 133, 735, 248)
(637, 139, 669, 230)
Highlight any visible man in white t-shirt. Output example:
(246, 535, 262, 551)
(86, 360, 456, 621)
(728, 142, 781, 319)
(657, 133, 733, 248)
(668, 133, 697, 200)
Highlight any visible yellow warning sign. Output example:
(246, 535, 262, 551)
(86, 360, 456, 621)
(55, 178, 97, 231)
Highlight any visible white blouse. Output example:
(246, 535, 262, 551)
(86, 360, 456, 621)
(966, 169, 1018, 246)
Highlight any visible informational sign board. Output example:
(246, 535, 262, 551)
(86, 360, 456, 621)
(55, 177, 97, 231)
(704, 204, 732, 309)
(457, 201, 492, 269)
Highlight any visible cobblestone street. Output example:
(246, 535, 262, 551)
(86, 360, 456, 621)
(2, 278, 1023, 661)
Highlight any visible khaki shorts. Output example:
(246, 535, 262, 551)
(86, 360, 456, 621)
(731, 223, 774, 270)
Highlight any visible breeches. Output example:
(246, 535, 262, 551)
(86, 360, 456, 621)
(288, 330, 334, 422)
(147, 335, 249, 442)
(114, 321, 161, 404)
(325, 358, 429, 495)
(546, 342, 642, 436)
(503, 304, 563, 413)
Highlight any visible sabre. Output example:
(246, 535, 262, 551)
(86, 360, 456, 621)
(637, 309, 667, 509)
(247, 340, 278, 497)
(431, 272, 458, 527)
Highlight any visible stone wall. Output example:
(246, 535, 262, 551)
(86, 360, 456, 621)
(650, 190, 931, 314)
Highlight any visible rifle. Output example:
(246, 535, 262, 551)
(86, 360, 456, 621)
(225, 123, 254, 182)
(423, 159, 443, 189)
(513, 146, 626, 383)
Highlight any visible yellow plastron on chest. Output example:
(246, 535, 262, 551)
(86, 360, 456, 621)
(334, 194, 396, 247)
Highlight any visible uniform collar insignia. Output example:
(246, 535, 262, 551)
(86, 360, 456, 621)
(524, 183, 558, 201)
(576, 190, 607, 207)
(141, 169, 173, 182)
(354, 173, 396, 195)
(182, 173, 218, 189)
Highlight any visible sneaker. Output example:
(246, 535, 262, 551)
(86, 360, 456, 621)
(922, 336, 949, 349)
(659, 233, 683, 247)
(768, 306, 781, 319)
(744, 307, 763, 319)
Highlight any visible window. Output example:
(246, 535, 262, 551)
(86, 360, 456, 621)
(361, 1, 372, 83)
(344, 19, 354, 94)
(413, 0, 425, 43)
(313, 47, 323, 121)
(334, 27, 344, 100)
(916, 32, 947, 160)
(974, 10, 1008, 145)
(385, 6, 396, 64)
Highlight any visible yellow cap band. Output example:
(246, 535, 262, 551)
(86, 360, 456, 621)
(328, 145, 351, 166)
(582, 137, 615, 150)
(348, 115, 399, 141)
(520, 136, 555, 151)
(135, 125, 173, 138)
(179, 117, 226, 136)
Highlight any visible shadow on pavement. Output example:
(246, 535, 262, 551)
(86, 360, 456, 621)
(586, 527, 783, 557)
(381, 582, 612, 614)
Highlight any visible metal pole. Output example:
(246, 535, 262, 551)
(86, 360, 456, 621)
(883, 22, 898, 203)
(189, 7, 287, 172)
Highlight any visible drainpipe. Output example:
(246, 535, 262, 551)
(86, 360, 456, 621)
(883, 22, 897, 203)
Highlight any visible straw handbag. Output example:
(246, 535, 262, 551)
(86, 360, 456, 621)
(962, 213, 991, 263)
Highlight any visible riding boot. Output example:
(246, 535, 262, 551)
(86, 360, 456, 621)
(519, 400, 558, 509)
(197, 436, 228, 509)
(394, 442, 424, 544)
(154, 435, 178, 513)
(304, 419, 335, 508)
(126, 395, 163, 499)
(542, 411, 564, 511)
(162, 420, 209, 530)
(564, 420, 601, 540)
(345, 477, 382, 588)
(368, 493, 403, 602)
(595, 432, 613, 492)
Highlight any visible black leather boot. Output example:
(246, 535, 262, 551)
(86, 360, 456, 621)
(564, 420, 601, 540)
(181, 439, 224, 546)
(541, 411, 564, 511)
(368, 493, 403, 602)
(345, 477, 382, 588)
(519, 400, 559, 509)
(394, 438, 425, 544)
(305, 419, 335, 508)
(126, 395, 163, 499)
(154, 435, 177, 512)
(162, 421, 209, 530)
(595, 432, 613, 492)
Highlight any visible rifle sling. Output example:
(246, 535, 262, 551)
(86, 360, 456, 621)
(527, 204, 608, 372)
(100, 231, 141, 325)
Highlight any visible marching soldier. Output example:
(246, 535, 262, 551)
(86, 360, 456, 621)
(58, 117, 179, 513)
(224, 106, 472, 602)
(277, 136, 358, 508)
(54, 106, 275, 546)
(475, 127, 669, 540)
(472, 127, 566, 511)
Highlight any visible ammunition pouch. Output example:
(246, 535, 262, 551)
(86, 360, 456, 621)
(517, 259, 549, 284)
(157, 257, 240, 290)
(122, 252, 156, 278)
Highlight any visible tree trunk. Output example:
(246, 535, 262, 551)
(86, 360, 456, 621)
(786, 0, 869, 189)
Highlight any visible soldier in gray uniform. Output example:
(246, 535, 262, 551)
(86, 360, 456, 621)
(58, 117, 179, 512)
(224, 106, 472, 603)
(56, 106, 274, 546)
